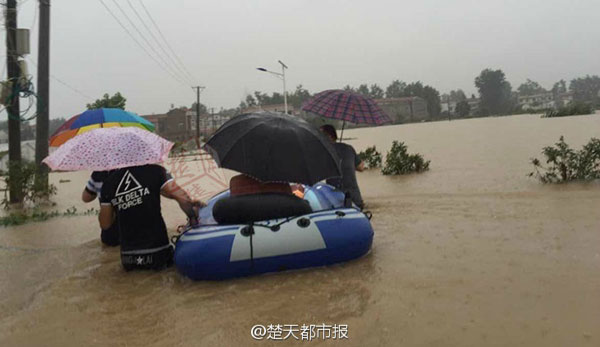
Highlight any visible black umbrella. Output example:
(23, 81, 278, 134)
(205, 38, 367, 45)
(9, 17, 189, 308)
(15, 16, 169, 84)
(204, 112, 341, 185)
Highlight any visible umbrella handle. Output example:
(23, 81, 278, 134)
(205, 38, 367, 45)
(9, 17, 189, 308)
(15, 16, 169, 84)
(339, 120, 345, 142)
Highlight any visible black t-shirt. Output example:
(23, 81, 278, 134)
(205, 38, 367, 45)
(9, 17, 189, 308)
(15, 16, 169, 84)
(100, 164, 173, 253)
(326, 142, 364, 207)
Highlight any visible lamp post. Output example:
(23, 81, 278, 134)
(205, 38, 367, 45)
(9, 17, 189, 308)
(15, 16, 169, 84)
(257, 60, 288, 114)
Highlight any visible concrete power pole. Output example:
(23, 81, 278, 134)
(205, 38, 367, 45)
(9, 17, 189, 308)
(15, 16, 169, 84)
(35, 0, 50, 188)
(5, 0, 22, 203)
(192, 86, 204, 147)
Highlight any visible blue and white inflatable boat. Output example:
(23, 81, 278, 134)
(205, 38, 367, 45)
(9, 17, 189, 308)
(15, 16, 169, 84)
(174, 184, 374, 280)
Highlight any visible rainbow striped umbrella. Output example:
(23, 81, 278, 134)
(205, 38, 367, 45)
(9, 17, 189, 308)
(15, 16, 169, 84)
(49, 108, 155, 147)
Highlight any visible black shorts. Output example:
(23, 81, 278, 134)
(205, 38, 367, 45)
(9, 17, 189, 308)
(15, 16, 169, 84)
(121, 245, 174, 271)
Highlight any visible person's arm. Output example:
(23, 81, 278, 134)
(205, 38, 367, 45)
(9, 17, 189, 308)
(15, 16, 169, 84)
(353, 146, 365, 172)
(356, 161, 365, 172)
(82, 174, 102, 202)
(99, 204, 115, 230)
(82, 188, 97, 202)
(161, 180, 204, 225)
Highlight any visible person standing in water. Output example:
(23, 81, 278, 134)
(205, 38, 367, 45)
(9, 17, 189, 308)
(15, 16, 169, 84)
(82, 171, 120, 246)
(320, 124, 365, 209)
(98, 164, 204, 271)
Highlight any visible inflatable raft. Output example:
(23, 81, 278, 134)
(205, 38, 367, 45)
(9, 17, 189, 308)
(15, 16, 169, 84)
(174, 184, 374, 280)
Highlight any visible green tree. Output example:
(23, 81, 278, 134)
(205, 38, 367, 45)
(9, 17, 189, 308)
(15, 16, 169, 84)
(551, 79, 567, 96)
(254, 91, 267, 105)
(288, 85, 311, 108)
(569, 75, 600, 106)
(455, 100, 471, 117)
(356, 84, 370, 96)
(190, 102, 207, 115)
(475, 69, 513, 115)
(369, 84, 384, 99)
(385, 80, 407, 98)
(517, 79, 546, 96)
(245, 94, 257, 107)
(404, 82, 442, 119)
(342, 85, 355, 92)
(269, 92, 285, 105)
(449, 89, 467, 101)
(86, 92, 126, 110)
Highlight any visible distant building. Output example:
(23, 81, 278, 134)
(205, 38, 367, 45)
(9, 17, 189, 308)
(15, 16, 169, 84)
(557, 92, 574, 107)
(375, 97, 428, 123)
(186, 109, 231, 135)
(467, 97, 480, 115)
(518, 92, 555, 110)
(441, 99, 458, 115)
(141, 108, 193, 142)
(241, 104, 295, 115)
(0, 140, 36, 172)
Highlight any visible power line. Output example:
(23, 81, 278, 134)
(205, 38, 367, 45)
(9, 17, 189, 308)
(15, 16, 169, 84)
(27, 57, 93, 100)
(125, 0, 194, 85)
(109, 0, 191, 86)
(136, 0, 197, 83)
(96, 0, 189, 87)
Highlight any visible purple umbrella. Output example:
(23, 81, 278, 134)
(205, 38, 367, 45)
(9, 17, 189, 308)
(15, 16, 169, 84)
(301, 89, 392, 140)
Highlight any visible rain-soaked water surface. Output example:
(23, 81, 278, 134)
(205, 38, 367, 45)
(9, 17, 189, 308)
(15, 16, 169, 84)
(1, 114, 599, 346)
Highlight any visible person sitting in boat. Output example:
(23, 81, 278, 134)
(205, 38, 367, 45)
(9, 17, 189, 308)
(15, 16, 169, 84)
(320, 124, 365, 209)
(98, 164, 205, 271)
(229, 174, 293, 196)
(213, 174, 311, 224)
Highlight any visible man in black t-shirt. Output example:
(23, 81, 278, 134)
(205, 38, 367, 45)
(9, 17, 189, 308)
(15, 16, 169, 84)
(320, 124, 365, 209)
(99, 164, 202, 271)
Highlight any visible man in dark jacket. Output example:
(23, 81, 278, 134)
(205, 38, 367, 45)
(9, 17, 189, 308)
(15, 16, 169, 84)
(320, 124, 365, 209)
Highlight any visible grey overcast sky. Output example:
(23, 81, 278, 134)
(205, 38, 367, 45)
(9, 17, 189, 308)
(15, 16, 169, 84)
(2, 0, 600, 120)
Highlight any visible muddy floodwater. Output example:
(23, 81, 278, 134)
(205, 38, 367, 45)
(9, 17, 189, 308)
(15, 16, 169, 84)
(1, 113, 599, 346)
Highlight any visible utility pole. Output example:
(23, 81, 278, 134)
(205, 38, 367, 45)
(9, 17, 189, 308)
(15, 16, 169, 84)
(35, 0, 50, 188)
(6, 0, 22, 203)
(192, 86, 204, 148)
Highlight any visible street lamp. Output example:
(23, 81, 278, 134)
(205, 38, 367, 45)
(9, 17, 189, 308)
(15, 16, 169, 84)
(256, 60, 288, 114)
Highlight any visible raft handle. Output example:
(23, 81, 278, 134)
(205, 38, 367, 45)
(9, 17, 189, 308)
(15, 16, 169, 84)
(270, 225, 281, 232)
(364, 211, 373, 220)
(297, 218, 311, 228)
(335, 211, 346, 217)
(241, 225, 255, 237)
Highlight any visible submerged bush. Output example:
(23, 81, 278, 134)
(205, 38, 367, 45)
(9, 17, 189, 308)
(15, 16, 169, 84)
(381, 141, 430, 175)
(543, 102, 593, 118)
(2, 161, 57, 209)
(529, 136, 600, 183)
(358, 146, 382, 169)
(0, 206, 98, 227)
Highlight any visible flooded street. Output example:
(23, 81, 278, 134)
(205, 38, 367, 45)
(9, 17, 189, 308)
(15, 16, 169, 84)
(1, 114, 599, 346)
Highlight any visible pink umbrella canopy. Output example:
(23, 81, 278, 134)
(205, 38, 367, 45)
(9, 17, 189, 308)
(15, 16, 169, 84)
(43, 127, 173, 171)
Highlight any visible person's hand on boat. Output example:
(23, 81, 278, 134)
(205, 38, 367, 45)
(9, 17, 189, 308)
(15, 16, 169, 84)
(192, 200, 207, 209)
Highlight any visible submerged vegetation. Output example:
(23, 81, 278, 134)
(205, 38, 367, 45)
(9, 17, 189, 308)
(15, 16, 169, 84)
(381, 141, 430, 175)
(529, 136, 600, 183)
(542, 102, 594, 118)
(358, 146, 382, 169)
(2, 161, 57, 209)
(0, 206, 99, 227)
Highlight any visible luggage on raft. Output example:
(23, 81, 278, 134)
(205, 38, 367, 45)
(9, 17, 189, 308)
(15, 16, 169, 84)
(174, 183, 374, 280)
